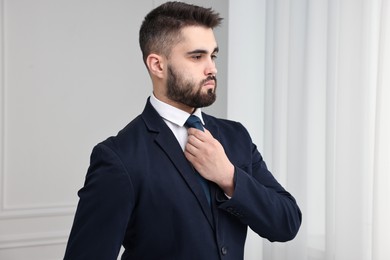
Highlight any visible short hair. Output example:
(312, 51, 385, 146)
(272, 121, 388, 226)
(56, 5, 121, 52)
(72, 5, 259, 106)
(139, 1, 223, 65)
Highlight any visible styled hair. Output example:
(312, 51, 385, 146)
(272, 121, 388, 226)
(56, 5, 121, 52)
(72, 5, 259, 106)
(139, 1, 222, 65)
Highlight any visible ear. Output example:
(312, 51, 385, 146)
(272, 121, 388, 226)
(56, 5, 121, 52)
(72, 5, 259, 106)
(146, 54, 165, 79)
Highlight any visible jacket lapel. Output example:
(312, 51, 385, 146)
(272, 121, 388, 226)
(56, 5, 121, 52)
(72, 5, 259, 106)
(141, 100, 215, 229)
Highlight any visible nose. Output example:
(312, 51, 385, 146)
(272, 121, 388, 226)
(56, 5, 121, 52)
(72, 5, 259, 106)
(205, 58, 217, 76)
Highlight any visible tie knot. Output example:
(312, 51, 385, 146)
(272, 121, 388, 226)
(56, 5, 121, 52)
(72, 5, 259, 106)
(185, 115, 204, 131)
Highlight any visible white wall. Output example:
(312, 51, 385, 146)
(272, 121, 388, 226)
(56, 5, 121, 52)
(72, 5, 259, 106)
(0, 0, 228, 259)
(227, 1, 266, 259)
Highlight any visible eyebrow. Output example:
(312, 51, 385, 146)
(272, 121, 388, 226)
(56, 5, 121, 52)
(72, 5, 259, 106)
(187, 46, 219, 55)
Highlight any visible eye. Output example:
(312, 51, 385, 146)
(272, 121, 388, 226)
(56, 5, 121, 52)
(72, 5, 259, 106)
(211, 54, 218, 60)
(192, 55, 202, 60)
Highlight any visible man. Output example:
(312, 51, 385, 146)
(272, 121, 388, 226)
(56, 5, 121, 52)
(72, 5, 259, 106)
(64, 2, 301, 259)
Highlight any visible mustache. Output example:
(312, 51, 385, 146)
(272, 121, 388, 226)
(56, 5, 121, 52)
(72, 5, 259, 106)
(201, 75, 217, 85)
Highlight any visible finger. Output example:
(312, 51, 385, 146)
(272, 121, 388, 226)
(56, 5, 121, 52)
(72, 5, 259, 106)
(185, 141, 200, 157)
(187, 128, 207, 140)
(186, 134, 203, 148)
(184, 149, 194, 160)
(184, 148, 204, 169)
(187, 127, 202, 134)
(184, 148, 202, 169)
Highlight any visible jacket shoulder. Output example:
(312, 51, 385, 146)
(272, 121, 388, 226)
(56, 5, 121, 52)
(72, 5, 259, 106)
(203, 113, 251, 138)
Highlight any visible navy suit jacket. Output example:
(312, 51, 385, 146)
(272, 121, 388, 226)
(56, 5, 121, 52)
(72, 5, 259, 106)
(64, 99, 301, 260)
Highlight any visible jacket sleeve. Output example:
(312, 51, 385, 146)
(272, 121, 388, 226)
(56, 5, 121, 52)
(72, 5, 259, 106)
(64, 143, 134, 260)
(217, 127, 302, 242)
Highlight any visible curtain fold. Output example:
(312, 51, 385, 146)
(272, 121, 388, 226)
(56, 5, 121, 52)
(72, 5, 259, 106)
(372, 1, 390, 259)
(262, 0, 390, 259)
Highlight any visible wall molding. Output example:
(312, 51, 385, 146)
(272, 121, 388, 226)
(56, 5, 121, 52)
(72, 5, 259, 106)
(0, 231, 68, 249)
(0, 205, 75, 220)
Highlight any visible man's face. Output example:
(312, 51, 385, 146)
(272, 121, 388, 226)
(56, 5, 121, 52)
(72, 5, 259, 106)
(165, 26, 219, 110)
(166, 65, 217, 108)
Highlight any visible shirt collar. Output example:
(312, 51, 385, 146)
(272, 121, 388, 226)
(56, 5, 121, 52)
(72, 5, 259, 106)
(150, 93, 204, 127)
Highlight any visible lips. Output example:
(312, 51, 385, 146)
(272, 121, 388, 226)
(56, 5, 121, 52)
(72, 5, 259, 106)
(203, 80, 215, 87)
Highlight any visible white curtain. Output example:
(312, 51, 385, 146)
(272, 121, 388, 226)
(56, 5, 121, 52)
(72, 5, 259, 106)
(259, 0, 390, 259)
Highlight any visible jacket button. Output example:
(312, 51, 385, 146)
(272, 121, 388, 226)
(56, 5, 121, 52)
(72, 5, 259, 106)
(221, 246, 228, 255)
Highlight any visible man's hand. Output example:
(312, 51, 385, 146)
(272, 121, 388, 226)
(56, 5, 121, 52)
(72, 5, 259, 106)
(185, 127, 235, 197)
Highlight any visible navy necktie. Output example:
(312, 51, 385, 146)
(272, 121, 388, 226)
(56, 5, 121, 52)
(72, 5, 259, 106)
(185, 115, 211, 206)
(185, 115, 205, 132)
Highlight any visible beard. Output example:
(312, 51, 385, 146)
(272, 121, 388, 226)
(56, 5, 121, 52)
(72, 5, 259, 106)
(166, 65, 217, 108)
